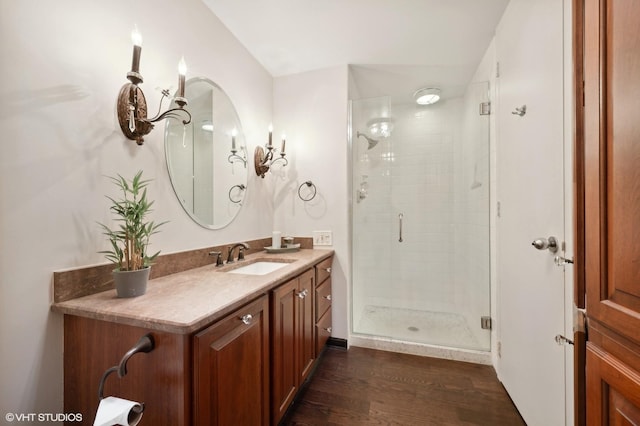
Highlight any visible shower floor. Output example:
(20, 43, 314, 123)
(355, 305, 481, 351)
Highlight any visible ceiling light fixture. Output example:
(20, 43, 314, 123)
(414, 88, 441, 105)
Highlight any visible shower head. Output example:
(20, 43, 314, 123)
(356, 131, 379, 150)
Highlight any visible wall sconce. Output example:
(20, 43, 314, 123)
(254, 124, 288, 178)
(228, 128, 247, 166)
(116, 26, 192, 145)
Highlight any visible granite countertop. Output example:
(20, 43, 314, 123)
(52, 249, 334, 335)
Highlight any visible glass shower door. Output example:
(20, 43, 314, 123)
(351, 95, 394, 344)
(351, 82, 491, 352)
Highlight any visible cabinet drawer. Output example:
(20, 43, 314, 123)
(316, 309, 332, 355)
(315, 278, 332, 321)
(315, 256, 333, 284)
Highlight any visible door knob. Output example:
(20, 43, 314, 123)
(531, 236, 558, 253)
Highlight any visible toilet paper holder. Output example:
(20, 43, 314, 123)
(98, 334, 155, 401)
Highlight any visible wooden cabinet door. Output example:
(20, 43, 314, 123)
(298, 268, 315, 383)
(583, 0, 640, 423)
(271, 277, 299, 424)
(193, 295, 269, 426)
(271, 268, 316, 423)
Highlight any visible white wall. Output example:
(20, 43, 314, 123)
(0, 0, 273, 416)
(272, 66, 350, 339)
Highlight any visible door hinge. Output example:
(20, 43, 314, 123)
(479, 102, 491, 116)
(573, 304, 587, 335)
(481, 316, 492, 330)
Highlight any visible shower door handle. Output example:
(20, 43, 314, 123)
(398, 213, 403, 242)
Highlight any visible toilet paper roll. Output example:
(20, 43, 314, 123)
(272, 231, 281, 249)
(94, 396, 144, 426)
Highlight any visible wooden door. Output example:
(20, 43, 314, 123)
(582, 0, 640, 423)
(271, 277, 299, 424)
(193, 296, 269, 426)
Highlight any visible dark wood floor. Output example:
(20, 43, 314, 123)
(282, 346, 525, 425)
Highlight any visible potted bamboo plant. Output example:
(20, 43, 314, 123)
(98, 170, 166, 298)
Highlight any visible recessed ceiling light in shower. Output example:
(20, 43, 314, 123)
(414, 88, 441, 105)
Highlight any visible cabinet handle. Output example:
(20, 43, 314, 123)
(324, 294, 332, 301)
(297, 289, 309, 299)
(324, 267, 332, 273)
(240, 314, 253, 325)
(324, 327, 332, 333)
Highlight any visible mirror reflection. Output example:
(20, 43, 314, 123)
(165, 77, 248, 229)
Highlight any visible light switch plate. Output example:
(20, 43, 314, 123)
(313, 231, 333, 246)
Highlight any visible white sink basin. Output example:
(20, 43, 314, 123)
(227, 261, 291, 276)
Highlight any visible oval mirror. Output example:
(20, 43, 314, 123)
(165, 77, 248, 229)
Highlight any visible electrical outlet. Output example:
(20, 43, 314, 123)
(313, 231, 333, 246)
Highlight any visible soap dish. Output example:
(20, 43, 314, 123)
(264, 244, 301, 253)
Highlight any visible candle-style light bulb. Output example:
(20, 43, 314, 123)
(268, 124, 273, 148)
(128, 105, 136, 133)
(177, 56, 187, 99)
(281, 134, 286, 154)
(130, 25, 143, 75)
(231, 128, 238, 151)
(131, 25, 143, 47)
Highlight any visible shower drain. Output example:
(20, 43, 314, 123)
(407, 326, 419, 332)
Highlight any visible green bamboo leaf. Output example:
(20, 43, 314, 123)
(97, 171, 167, 271)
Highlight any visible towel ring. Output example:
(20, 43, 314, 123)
(298, 181, 317, 202)
(228, 184, 246, 203)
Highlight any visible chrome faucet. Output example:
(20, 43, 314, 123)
(226, 242, 250, 263)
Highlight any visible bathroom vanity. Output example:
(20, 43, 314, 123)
(53, 248, 333, 425)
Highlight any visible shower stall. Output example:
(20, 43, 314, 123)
(350, 79, 491, 359)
